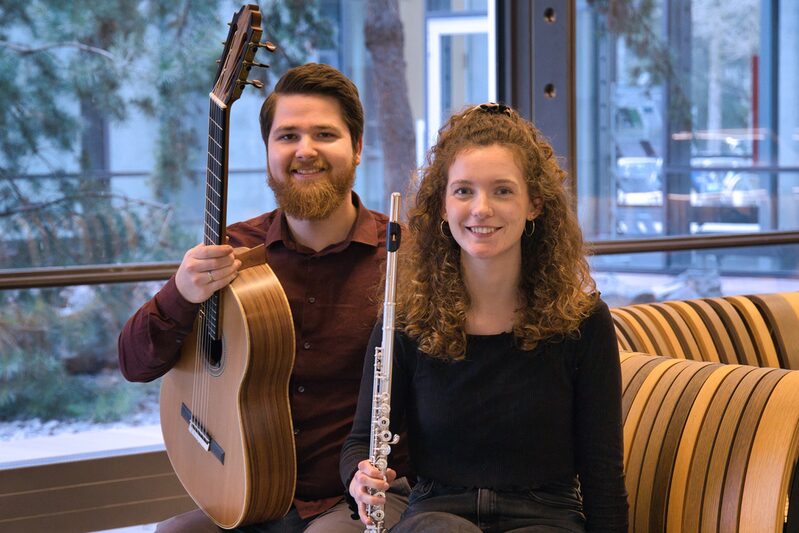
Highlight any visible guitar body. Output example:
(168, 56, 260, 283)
(160, 257, 296, 528)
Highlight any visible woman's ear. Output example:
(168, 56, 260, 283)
(528, 197, 543, 220)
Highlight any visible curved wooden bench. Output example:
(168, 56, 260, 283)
(620, 353, 799, 533)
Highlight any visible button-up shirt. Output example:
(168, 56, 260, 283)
(118, 193, 406, 518)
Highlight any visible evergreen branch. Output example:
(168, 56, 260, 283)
(0, 39, 115, 60)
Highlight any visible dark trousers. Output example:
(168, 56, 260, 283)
(391, 478, 586, 533)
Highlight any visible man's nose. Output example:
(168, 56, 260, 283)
(295, 135, 318, 159)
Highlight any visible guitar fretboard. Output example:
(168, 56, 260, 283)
(202, 97, 230, 341)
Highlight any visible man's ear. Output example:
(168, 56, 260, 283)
(354, 137, 364, 166)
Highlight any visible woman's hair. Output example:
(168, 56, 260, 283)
(398, 103, 597, 360)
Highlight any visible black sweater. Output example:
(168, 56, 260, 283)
(340, 300, 628, 531)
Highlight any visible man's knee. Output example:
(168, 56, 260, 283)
(155, 509, 220, 533)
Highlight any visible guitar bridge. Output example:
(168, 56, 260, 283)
(180, 402, 226, 464)
(189, 419, 212, 451)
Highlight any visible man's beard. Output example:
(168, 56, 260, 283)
(267, 158, 356, 220)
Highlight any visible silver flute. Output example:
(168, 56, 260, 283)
(365, 192, 402, 533)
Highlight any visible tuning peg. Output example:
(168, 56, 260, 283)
(252, 41, 277, 52)
(245, 60, 271, 69)
(242, 79, 264, 89)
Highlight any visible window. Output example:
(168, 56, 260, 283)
(0, 0, 493, 468)
(575, 0, 799, 302)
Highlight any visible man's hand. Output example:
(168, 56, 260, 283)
(348, 460, 397, 526)
(175, 244, 241, 303)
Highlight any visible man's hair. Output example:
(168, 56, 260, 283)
(259, 63, 364, 149)
(397, 103, 597, 360)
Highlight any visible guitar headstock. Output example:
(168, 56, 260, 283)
(211, 4, 275, 106)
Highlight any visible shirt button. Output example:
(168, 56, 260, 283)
(307, 296, 316, 303)
(297, 385, 306, 393)
(303, 342, 311, 350)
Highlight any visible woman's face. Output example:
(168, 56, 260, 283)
(443, 144, 540, 265)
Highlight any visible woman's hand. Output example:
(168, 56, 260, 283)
(348, 460, 397, 526)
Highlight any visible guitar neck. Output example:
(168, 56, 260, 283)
(205, 95, 230, 246)
(203, 95, 231, 340)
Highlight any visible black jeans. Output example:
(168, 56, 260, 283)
(391, 478, 586, 533)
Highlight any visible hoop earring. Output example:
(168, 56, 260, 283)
(524, 219, 535, 237)
(440, 219, 452, 238)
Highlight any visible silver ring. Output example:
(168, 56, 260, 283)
(207, 270, 214, 283)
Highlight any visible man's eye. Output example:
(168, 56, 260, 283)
(277, 133, 296, 141)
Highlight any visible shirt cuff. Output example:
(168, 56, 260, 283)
(153, 275, 200, 326)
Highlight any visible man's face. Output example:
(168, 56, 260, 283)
(266, 93, 362, 220)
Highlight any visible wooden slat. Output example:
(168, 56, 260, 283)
(612, 308, 658, 355)
(622, 358, 682, 478)
(681, 366, 754, 532)
(700, 368, 768, 532)
(625, 305, 675, 357)
(667, 364, 739, 532)
(719, 368, 785, 532)
(615, 324, 633, 352)
(0, 449, 195, 532)
(651, 302, 703, 360)
(663, 301, 721, 363)
(631, 360, 697, 532)
(739, 371, 799, 532)
(624, 361, 687, 526)
(748, 294, 799, 369)
(704, 297, 760, 367)
(633, 304, 686, 358)
(725, 296, 781, 368)
(685, 299, 738, 365)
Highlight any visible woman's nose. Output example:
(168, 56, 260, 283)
(471, 193, 493, 218)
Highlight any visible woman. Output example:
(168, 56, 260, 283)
(340, 103, 628, 532)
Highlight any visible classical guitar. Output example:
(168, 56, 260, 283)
(159, 4, 296, 528)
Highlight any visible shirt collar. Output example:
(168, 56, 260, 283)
(264, 192, 379, 253)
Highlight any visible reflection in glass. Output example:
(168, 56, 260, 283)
(576, 0, 799, 241)
(592, 244, 799, 308)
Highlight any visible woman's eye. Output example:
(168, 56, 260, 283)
(496, 187, 513, 195)
(453, 187, 471, 196)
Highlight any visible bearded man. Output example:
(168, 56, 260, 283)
(118, 63, 409, 532)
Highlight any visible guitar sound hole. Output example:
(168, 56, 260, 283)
(205, 337, 225, 375)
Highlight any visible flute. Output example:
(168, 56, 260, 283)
(365, 192, 402, 533)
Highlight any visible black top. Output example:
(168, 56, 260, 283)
(340, 300, 628, 531)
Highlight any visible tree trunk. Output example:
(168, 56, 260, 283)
(364, 0, 417, 208)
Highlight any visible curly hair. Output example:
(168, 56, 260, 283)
(397, 103, 597, 360)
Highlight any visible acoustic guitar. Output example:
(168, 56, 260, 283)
(159, 4, 296, 528)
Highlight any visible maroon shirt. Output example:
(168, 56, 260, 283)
(118, 193, 404, 518)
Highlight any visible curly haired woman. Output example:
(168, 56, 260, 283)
(340, 103, 628, 532)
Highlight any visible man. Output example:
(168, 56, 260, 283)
(118, 63, 408, 532)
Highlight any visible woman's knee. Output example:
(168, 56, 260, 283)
(391, 511, 480, 533)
